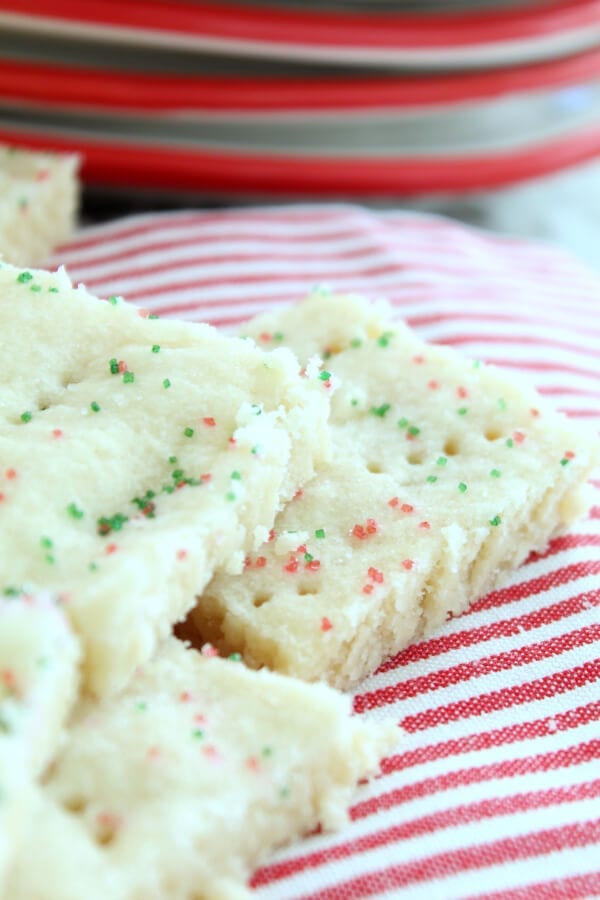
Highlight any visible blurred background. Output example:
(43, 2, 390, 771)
(0, 0, 599, 267)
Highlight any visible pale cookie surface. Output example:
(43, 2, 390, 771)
(6, 639, 396, 900)
(193, 292, 599, 688)
(0, 594, 80, 892)
(0, 145, 78, 265)
(0, 264, 330, 696)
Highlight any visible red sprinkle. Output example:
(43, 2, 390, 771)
(400, 503, 414, 514)
(105, 543, 118, 555)
(176, 549, 188, 561)
(294, 489, 303, 500)
(362, 584, 374, 595)
(284, 558, 299, 574)
(352, 524, 366, 540)
(5, 469, 17, 480)
(320, 617, 333, 632)
(117, 360, 127, 373)
(147, 745, 160, 760)
(419, 521, 431, 529)
(203, 417, 216, 427)
(428, 380, 439, 390)
(259, 332, 271, 342)
(413, 354, 425, 364)
(388, 497, 400, 508)
(137, 308, 151, 319)
(296, 544, 307, 554)
(179, 691, 192, 703)
(268, 529, 276, 542)
(513, 430, 525, 444)
(256, 556, 267, 568)
(457, 386, 468, 398)
(201, 473, 212, 483)
(564, 450, 575, 459)
(228, 437, 236, 447)
(305, 560, 321, 572)
(202, 744, 219, 760)
(366, 518, 378, 534)
(402, 559, 414, 570)
(36, 169, 50, 181)
(246, 756, 260, 772)
(244, 556, 252, 570)
(52, 428, 63, 439)
(530, 408, 540, 418)
(368, 567, 384, 583)
(0, 493, 4, 503)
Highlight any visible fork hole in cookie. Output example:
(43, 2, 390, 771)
(252, 592, 272, 608)
(443, 438, 460, 456)
(484, 427, 502, 441)
(61, 373, 82, 389)
(95, 820, 118, 847)
(366, 461, 384, 474)
(407, 450, 425, 465)
(297, 583, 316, 597)
(62, 796, 87, 814)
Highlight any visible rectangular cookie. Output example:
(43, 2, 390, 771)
(0, 144, 78, 265)
(5, 638, 396, 900)
(0, 594, 80, 892)
(0, 263, 331, 696)
(192, 291, 599, 688)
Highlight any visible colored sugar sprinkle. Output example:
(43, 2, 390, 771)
(506, 438, 514, 448)
(320, 617, 333, 632)
(67, 502, 84, 520)
(315, 528, 326, 539)
(123, 371, 135, 384)
(40, 536, 53, 549)
(97, 513, 128, 536)
(17, 271, 33, 283)
(377, 331, 394, 347)
(490, 468, 502, 478)
(350, 338, 362, 348)
(458, 482, 468, 493)
(108, 296, 118, 306)
(436, 456, 447, 467)
(231, 471, 241, 481)
(226, 491, 236, 502)
(426, 475, 438, 484)
(560, 458, 570, 466)
(90, 401, 101, 412)
(30, 284, 42, 293)
(203, 417, 216, 427)
(489, 515, 502, 526)
(151, 344, 160, 354)
(370, 403, 391, 418)
(407, 426, 420, 437)
(498, 398, 507, 411)
(273, 332, 284, 342)
(48, 287, 59, 294)
(228, 652, 243, 662)
(398, 417, 409, 429)
(351, 398, 359, 406)
(163, 379, 171, 389)
(457, 407, 468, 416)
(184, 427, 194, 438)
(169, 456, 177, 464)
(109, 358, 119, 375)
(148, 314, 160, 320)
(20, 411, 32, 423)
(192, 729, 204, 739)
(319, 371, 331, 382)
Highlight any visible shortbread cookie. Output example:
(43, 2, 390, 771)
(0, 594, 80, 892)
(0, 145, 78, 265)
(6, 638, 397, 900)
(0, 264, 330, 696)
(192, 292, 599, 688)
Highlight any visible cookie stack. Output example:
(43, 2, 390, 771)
(0, 262, 597, 897)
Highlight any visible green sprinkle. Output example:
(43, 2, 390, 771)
(426, 475, 438, 483)
(192, 729, 204, 739)
(304, 552, 313, 562)
(48, 287, 59, 293)
(319, 371, 331, 382)
(231, 471, 241, 480)
(370, 403, 391, 418)
(123, 371, 135, 384)
(20, 411, 32, 423)
(322, 349, 332, 360)
(315, 528, 326, 539)
(436, 456, 447, 466)
(408, 425, 420, 436)
(398, 417, 409, 429)
(17, 271, 33, 283)
(490, 468, 502, 478)
(108, 295, 119, 306)
(184, 427, 194, 438)
(473, 360, 481, 369)
(273, 332, 284, 342)
(251, 445, 261, 455)
(3, 586, 21, 597)
(228, 652, 243, 662)
(168, 456, 177, 464)
(560, 458, 570, 466)
(162, 485, 175, 494)
(45, 554, 55, 565)
(489, 515, 501, 526)
(40, 536, 53, 549)
(97, 513, 128, 535)
(163, 378, 171, 389)
(377, 331, 394, 347)
(498, 398, 507, 411)
(67, 502, 84, 520)
(457, 407, 468, 416)
(458, 482, 468, 493)
(350, 337, 362, 348)
(279, 787, 290, 798)
(351, 398, 358, 407)
(148, 314, 160, 320)
(506, 438, 514, 448)
(136, 702, 147, 712)
(30, 284, 42, 293)
(261, 746, 273, 757)
(90, 401, 100, 413)
(226, 491, 236, 502)
(109, 358, 119, 375)
(88, 562, 98, 572)
(172, 469, 184, 481)
(151, 344, 160, 354)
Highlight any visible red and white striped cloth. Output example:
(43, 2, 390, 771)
(49, 206, 600, 899)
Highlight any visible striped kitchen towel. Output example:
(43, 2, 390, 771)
(49, 205, 600, 899)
